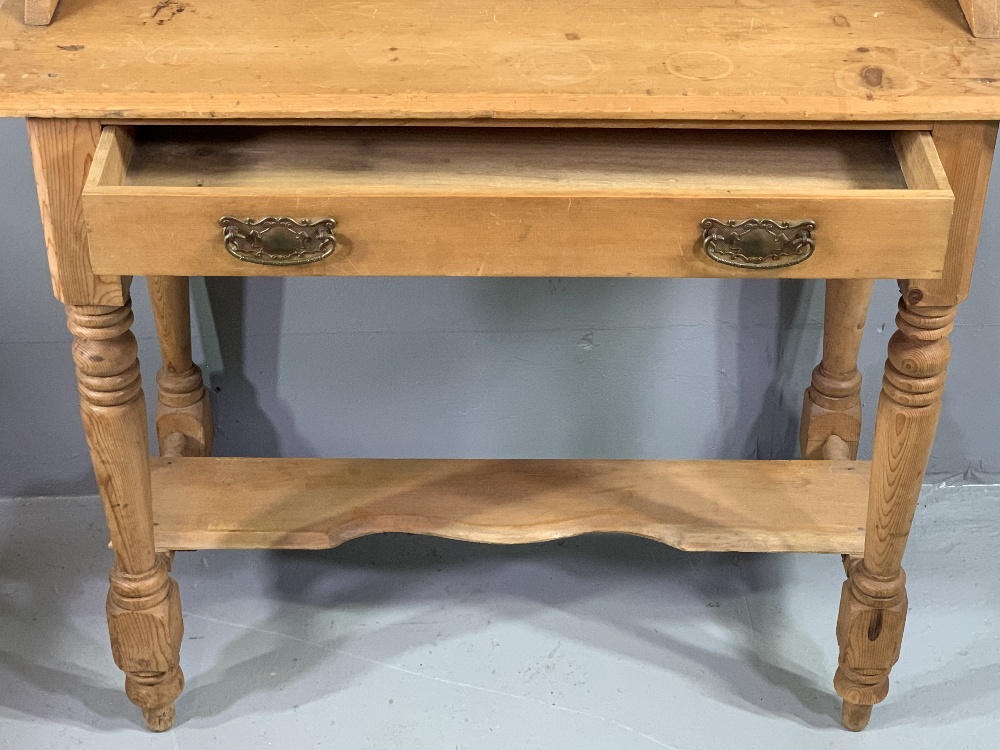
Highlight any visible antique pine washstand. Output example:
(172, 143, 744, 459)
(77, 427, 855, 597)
(1, 0, 998, 733)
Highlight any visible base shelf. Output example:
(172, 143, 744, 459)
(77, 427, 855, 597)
(150, 458, 868, 554)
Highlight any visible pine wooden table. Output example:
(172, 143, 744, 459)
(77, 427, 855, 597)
(2, 0, 998, 734)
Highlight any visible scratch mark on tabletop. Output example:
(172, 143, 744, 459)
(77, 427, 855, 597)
(351, 31, 386, 49)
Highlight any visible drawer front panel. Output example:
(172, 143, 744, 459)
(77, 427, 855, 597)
(82, 125, 954, 279)
(84, 192, 951, 279)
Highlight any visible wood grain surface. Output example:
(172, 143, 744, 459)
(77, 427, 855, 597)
(117, 127, 910, 191)
(149, 458, 870, 554)
(834, 299, 957, 730)
(23, 0, 60, 26)
(66, 301, 185, 731)
(901, 122, 999, 307)
(800, 279, 875, 460)
(958, 0, 1000, 37)
(148, 276, 213, 458)
(83, 125, 954, 279)
(2, 0, 999, 120)
(26, 118, 126, 305)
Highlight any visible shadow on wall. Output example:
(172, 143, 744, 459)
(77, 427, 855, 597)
(717, 278, 823, 460)
(193, 275, 823, 462)
(200, 277, 312, 458)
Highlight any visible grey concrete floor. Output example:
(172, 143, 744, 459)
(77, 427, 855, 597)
(0, 484, 997, 749)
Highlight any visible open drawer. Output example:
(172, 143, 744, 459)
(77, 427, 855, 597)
(82, 126, 954, 279)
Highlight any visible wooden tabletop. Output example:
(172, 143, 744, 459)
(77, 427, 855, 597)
(1, 0, 999, 121)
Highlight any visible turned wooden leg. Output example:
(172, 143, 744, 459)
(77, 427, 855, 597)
(148, 276, 213, 458)
(800, 279, 875, 461)
(834, 297, 955, 730)
(67, 300, 184, 731)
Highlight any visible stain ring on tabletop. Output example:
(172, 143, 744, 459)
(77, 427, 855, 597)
(666, 51, 735, 81)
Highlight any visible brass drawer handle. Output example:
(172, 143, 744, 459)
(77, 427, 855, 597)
(219, 217, 337, 266)
(702, 218, 816, 269)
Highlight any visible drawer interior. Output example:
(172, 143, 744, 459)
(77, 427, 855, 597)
(107, 126, 915, 193)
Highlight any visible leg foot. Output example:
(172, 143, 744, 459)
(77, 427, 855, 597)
(142, 703, 177, 732)
(842, 701, 872, 731)
(833, 564, 904, 728)
(109, 554, 185, 729)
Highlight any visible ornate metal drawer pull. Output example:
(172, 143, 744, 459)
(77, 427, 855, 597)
(219, 217, 337, 266)
(702, 218, 816, 269)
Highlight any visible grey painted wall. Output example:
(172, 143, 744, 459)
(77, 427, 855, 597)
(1, 118, 998, 498)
